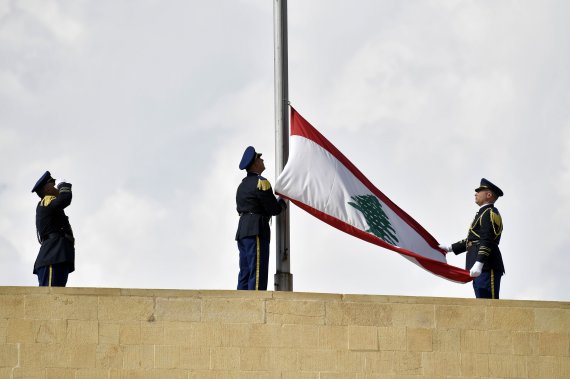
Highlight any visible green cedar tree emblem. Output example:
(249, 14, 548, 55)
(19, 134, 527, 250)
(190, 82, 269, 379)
(348, 195, 399, 245)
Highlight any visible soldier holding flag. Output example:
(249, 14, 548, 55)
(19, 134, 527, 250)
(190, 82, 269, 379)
(235, 146, 287, 290)
(440, 178, 505, 299)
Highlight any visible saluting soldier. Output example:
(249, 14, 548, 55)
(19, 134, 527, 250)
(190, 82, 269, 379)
(31, 171, 75, 287)
(440, 178, 505, 299)
(235, 146, 287, 290)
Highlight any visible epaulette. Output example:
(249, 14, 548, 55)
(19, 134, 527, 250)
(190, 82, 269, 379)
(257, 177, 272, 191)
(41, 196, 57, 207)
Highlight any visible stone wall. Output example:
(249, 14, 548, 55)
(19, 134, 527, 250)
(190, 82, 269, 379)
(0, 287, 568, 378)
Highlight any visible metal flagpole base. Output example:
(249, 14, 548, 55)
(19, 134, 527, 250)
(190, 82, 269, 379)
(274, 272, 293, 291)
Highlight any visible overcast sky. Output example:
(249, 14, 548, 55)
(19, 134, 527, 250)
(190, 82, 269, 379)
(1, 0, 569, 301)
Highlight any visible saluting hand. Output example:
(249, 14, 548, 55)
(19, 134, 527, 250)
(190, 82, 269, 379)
(57, 182, 72, 192)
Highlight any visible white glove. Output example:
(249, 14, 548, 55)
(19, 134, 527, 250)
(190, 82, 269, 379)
(438, 244, 452, 252)
(470, 261, 484, 277)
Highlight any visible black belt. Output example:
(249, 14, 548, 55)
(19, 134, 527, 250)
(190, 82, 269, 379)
(42, 233, 74, 244)
(239, 211, 261, 216)
(467, 240, 480, 247)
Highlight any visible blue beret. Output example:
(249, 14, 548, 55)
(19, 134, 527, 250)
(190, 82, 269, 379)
(475, 178, 503, 197)
(31, 171, 55, 193)
(239, 146, 261, 170)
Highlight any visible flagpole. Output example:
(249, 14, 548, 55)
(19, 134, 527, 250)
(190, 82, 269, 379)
(274, 0, 293, 291)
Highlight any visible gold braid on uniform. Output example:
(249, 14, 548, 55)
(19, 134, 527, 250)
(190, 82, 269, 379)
(41, 196, 56, 207)
(257, 179, 272, 191)
(490, 210, 503, 238)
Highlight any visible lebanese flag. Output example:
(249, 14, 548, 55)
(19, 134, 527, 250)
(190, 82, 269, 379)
(275, 107, 472, 283)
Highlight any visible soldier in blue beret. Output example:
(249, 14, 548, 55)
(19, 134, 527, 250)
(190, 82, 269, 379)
(235, 146, 287, 290)
(31, 171, 75, 287)
(440, 178, 505, 298)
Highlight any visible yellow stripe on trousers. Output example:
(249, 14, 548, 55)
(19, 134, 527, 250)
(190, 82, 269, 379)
(255, 236, 260, 291)
(491, 269, 495, 299)
(49, 265, 53, 287)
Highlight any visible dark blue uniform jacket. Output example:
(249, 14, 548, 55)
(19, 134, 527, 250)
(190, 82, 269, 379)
(451, 203, 504, 274)
(235, 173, 285, 241)
(34, 188, 75, 274)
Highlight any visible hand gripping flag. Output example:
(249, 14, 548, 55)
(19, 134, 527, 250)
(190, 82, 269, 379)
(275, 107, 472, 283)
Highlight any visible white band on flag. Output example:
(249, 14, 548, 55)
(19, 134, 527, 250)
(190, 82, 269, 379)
(276, 107, 472, 283)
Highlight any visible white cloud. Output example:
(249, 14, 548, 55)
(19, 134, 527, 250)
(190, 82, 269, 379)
(0, 0, 569, 301)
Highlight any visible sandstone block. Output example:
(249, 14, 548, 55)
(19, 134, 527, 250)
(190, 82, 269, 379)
(348, 325, 378, 351)
(460, 352, 489, 377)
(96, 344, 123, 369)
(7, 318, 37, 343)
(67, 319, 98, 344)
(178, 347, 210, 370)
(336, 350, 365, 373)
(406, 328, 432, 352)
(533, 307, 570, 332)
(20, 343, 96, 369)
(460, 329, 489, 353)
(489, 330, 513, 354)
(377, 327, 406, 351)
(239, 347, 297, 371)
(488, 354, 527, 378)
(298, 349, 338, 371)
(13, 368, 45, 379)
(538, 332, 569, 356)
(362, 351, 396, 373)
(98, 296, 154, 321)
(155, 345, 180, 369)
(280, 324, 319, 349)
(46, 367, 75, 379)
(221, 323, 281, 348)
(37, 320, 67, 344)
(266, 299, 325, 325)
(119, 322, 141, 345)
(141, 322, 164, 345)
(393, 351, 422, 374)
(490, 306, 534, 331)
(202, 298, 264, 324)
(121, 345, 154, 369)
(0, 343, 18, 367)
(0, 295, 24, 318)
(99, 322, 120, 344)
(325, 302, 393, 327)
(210, 347, 240, 370)
(155, 297, 201, 322)
(512, 331, 539, 356)
(20, 343, 60, 368)
(25, 294, 97, 320)
(421, 351, 460, 376)
(435, 305, 488, 330)
(64, 344, 97, 368)
(432, 328, 460, 352)
(526, 355, 565, 379)
(318, 325, 348, 349)
(392, 303, 435, 328)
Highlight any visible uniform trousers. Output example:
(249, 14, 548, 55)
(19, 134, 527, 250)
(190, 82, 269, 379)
(36, 263, 69, 287)
(473, 269, 501, 299)
(237, 236, 270, 290)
